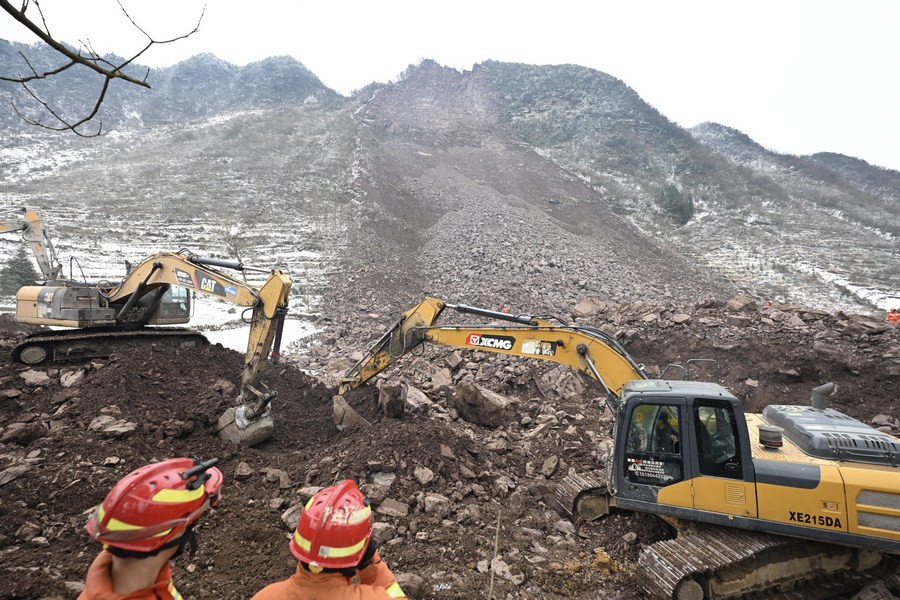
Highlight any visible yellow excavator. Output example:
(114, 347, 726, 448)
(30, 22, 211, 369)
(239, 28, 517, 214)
(3, 209, 290, 446)
(339, 297, 900, 599)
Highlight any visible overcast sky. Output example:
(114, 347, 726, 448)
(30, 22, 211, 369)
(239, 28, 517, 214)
(2, 1, 899, 172)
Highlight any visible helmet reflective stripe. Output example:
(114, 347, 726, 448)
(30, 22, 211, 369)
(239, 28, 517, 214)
(386, 582, 405, 598)
(96, 506, 173, 537)
(346, 506, 371, 525)
(318, 536, 367, 558)
(293, 530, 312, 552)
(152, 486, 205, 503)
(294, 530, 368, 559)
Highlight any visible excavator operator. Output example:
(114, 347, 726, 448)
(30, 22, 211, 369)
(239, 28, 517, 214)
(79, 458, 223, 600)
(655, 412, 679, 454)
(252, 480, 406, 600)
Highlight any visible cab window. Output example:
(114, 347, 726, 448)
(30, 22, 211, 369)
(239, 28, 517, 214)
(624, 404, 683, 486)
(694, 404, 741, 479)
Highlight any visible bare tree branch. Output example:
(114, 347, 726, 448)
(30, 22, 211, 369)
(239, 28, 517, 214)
(1, 0, 205, 136)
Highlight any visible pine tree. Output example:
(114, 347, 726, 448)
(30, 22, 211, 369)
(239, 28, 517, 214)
(0, 246, 41, 295)
(659, 184, 695, 226)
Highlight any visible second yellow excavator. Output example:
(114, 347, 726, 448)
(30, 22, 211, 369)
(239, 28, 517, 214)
(339, 297, 900, 599)
(3, 209, 290, 446)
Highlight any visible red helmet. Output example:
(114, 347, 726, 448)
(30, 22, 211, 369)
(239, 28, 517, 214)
(86, 458, 223, 553)
(290, 480, 373, 569)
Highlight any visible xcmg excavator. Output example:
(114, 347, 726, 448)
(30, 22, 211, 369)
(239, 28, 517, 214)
(338, 297, 900, 599)
(2, 209, 289, 446)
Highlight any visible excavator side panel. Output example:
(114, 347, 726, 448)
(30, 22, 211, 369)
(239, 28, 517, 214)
(688, 477, 759, 518)
(841, 464, 900, 544)
(756, 462, 850, 533)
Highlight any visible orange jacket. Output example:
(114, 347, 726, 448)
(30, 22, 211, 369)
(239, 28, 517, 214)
(887, 311, 900, 325)
(251, 551, 406, 600)
(78, 551, 182, 600)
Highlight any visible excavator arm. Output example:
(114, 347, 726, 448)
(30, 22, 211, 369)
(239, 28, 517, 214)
(99, 251, 292, 446)
(0, 208, 63, 280)
(339, 297, 647, 406)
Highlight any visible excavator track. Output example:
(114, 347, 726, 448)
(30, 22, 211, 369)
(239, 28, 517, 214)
(11, 328, 209, 365)
(637, 525, 884, 599)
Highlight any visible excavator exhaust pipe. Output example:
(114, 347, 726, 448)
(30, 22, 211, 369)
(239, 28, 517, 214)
(811, 382, 836, 410)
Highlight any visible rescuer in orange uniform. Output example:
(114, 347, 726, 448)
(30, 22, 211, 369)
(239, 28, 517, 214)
(79, 457, 223, 600)
(887, 308, 900, 325)
(251, 480, 406, 600)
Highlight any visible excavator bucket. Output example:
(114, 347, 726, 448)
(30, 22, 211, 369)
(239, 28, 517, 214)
(217, 405, 274, 447)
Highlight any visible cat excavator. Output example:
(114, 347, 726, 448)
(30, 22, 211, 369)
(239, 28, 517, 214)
(338, 297, 900, 599)
(3, 209, 289, 446)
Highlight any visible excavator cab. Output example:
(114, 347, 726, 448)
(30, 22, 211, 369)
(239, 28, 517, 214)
(612, 380, 759, 520)
(144, 285, 192, 324)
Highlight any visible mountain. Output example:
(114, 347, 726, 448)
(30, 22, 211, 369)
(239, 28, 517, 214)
(1, 44, 897, 318)
(0, 40, 338, 132)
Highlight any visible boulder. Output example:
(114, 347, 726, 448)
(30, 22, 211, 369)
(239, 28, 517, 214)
(403, 384, 434, 412)
(60, 369, 85, 388)
(726, 315, 752, 328)
(376, 498, 410, 518)
(423, 493, 451, 516)
(841, 314, 889, 336)
(0, 422, 45, 446)
(572, 298, 606, 318)
(19, 370, 51, 386)
(0, 464, 30, 487)
(413, 466, 435, 485)
(88, 415, 136, 439)
(726, 296, 757, 313)
(233, 462, 254, 481)
(449, 383, 516, 428)
(281, 503, 303, 530)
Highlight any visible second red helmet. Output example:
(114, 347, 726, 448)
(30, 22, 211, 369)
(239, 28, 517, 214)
(290, 479, 373, 569)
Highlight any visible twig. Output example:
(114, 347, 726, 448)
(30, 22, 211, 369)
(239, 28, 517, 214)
(49, 478, 82, 500)
(488, 506, 501, 599)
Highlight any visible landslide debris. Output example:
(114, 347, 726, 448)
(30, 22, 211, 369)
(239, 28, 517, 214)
(1, 299, 898, 599)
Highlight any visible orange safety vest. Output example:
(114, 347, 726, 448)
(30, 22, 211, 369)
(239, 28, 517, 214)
(887, 311, 900, 325)
(79, 551, 182, 600)
(251, 552, 405, 600)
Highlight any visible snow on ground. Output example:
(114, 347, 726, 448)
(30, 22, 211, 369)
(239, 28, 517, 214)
(186, 294, 319, 355)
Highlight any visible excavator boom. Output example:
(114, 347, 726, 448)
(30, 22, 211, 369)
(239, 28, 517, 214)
(339, 297, 647, 404)
(0, 208, 62, 280)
